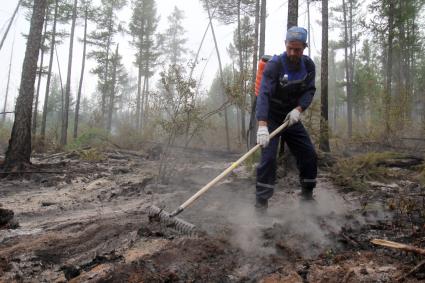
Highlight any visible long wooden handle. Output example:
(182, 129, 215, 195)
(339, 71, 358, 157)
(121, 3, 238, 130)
(179, 120, 289, 211)
(371, 239, 425, 256)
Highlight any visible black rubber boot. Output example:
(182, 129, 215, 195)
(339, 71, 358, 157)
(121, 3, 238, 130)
(255, 198, 268, 213)
(300, 187, 314, 201)
(299, 179, 316, 202)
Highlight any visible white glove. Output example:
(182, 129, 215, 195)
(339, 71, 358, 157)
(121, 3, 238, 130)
(257, 125, 270, 147)
(285, 108, 301, 126)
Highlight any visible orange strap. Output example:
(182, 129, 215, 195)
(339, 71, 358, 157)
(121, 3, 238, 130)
(255, 59, 267, 96)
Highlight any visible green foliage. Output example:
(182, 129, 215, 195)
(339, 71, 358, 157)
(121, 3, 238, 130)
(129, 0, 159, 71)
(331, 151, 404, 191)
(67, 128, 109, 150)
(0, 123, 11, 152)
(87, 0, 126, 111)
(159, 6, 188, 66)
(200, 0, 256, 25)
(155, 64, 201, 182)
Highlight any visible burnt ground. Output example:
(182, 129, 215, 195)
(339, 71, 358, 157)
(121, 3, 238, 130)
(0, 147, 424, 282)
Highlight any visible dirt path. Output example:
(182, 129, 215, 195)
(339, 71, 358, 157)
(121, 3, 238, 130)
(0, 149, 423, 282)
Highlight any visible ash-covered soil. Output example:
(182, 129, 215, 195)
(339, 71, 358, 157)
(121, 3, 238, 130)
(0, 147, 424, 282)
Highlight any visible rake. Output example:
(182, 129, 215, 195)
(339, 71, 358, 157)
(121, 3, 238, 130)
(148, 120, 290, 235)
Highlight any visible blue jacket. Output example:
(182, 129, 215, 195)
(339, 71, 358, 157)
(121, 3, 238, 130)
(256, 52, 316, 122)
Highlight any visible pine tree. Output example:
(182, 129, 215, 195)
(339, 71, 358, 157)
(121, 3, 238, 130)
(160, 6, 188, 66)
(227, 16, 254, 141)
(74, 0, 94, 139)
(320, 0, 330, 152)
(5, 0, 47, 170)
(40, 0, 74, 140)
(32, 4, 50, 134)
(87, 0, 126, 126)
(106, 44, 128, 133)
(129, 0, 159, 130)
(60, 0, 78, 146)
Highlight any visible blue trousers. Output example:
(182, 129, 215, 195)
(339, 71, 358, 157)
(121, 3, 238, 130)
(256, 121, 317, 201)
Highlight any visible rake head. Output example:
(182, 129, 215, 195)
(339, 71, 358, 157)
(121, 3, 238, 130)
(147, 205, 196, 236)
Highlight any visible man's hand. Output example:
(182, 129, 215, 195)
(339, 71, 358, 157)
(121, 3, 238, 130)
(285, 107, 302, 126)
(257, 125, 270, 147)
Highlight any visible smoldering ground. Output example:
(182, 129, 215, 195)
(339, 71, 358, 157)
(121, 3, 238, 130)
(164, 157, 391, 259)
(223, 180, 357, 258)
(0, 148, 416, 282)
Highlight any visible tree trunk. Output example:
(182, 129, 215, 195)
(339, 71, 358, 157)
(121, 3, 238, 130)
(2, 39, 14, 124)
(135, 63, 142, 129)
(205, 0, 230, 151)
(342, 0, 352, 138)
(40, 0, 58, 139)
(107, 44, 118, 134)
(319, 0, 330, 152)
(348, 0, 355, 127)
(189, 21, 210, 80)
(237, 0, 246, 142)
(74, 4, 88, 139)
(142, 50, 151, 131)
(307, 0, 311, 57)
(60, 0, 78, 146)
(56, 48, 64, 126)
(140, 74, 147, 132)
(330, 48, 337, 131)
(143, 75, 150, 123)
(32, 6, 49, 134)
(248, 0, 260, 148)
(5, 0, 47, 170)
(0, 0, 22, 52)
(259, 0, 266, 58)
(102, 11, 113, 125)
(384, 0, 395, 138)
(287, 0, 298, 29)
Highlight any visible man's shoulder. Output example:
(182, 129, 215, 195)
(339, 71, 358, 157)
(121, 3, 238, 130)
(269, 54, 282, 64)
(263, 55, 282, 76)
(302, 55, 315, 69)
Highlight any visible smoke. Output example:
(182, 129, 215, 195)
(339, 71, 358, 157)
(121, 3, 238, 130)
(162, 154, 391, 259)
(227, 206, 275, 256)
(225, 184, 360, 258)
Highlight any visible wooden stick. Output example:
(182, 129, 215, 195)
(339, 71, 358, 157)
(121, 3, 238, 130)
(371, 239, 425, 256)
(178, 120, 289, 211)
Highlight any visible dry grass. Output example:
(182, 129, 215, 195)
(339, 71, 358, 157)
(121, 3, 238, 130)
(78, 148, 105, 161)
(330, 151, 404, 191)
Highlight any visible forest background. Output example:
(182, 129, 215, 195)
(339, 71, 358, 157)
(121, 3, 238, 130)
(0, 0, 424, 161)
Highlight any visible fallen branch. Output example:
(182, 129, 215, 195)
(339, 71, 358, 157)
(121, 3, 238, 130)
(397, 259, 425, 282)
(0, 111, 14, 115)
(341, 232, 359, 246)
(371, 239, 425, 256)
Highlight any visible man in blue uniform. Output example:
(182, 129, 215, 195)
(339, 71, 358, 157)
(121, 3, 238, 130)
(255, 26, 317, 209)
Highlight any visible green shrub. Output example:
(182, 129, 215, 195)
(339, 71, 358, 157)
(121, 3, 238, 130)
(67, 128, 109, 150)
(331, 151, 404, 191)
(0, 124, 11, 152)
